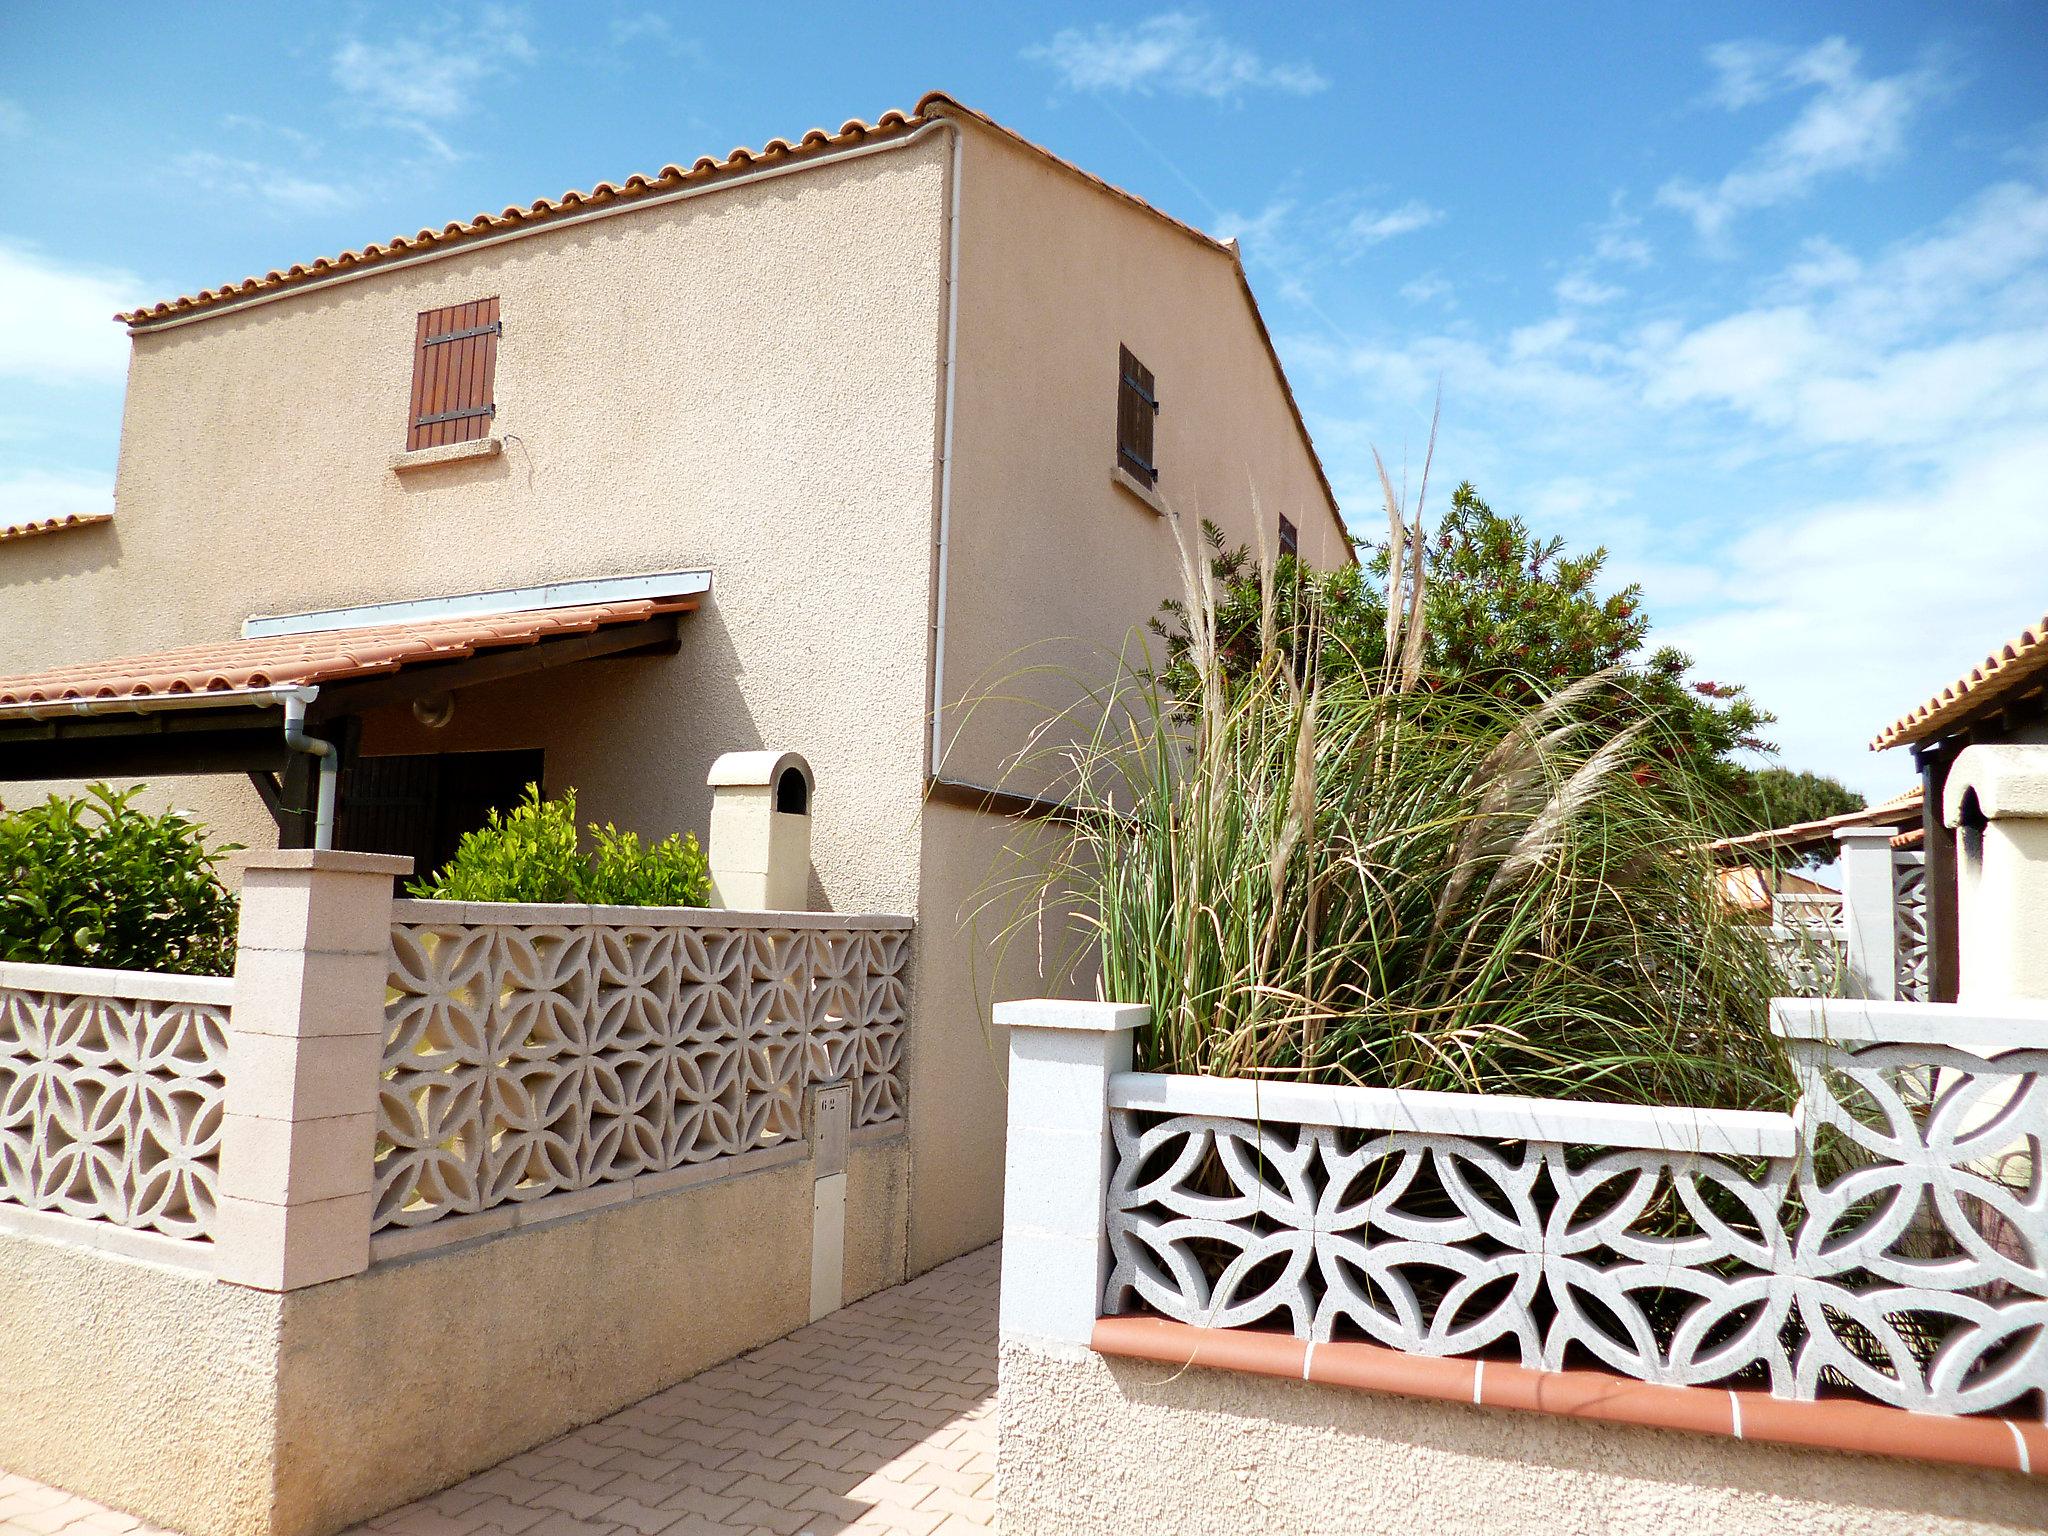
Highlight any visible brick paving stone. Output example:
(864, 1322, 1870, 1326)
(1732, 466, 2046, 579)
(0, 1245, 999, 1536)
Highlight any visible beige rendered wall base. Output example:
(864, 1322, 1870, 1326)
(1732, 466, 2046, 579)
(0, 1138, 907, 1536)
(0, 1231, 283, 1536)
(997, 1341, 2048, 1536)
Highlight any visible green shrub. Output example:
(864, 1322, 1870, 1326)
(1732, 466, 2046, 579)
(410, 784, 710, 907)
(585, 822, 714, 906)
(0, 784, 240, 976)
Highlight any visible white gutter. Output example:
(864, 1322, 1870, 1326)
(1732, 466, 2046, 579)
(0, 685, 310, 722)
(927, 121, 963, 777)
(281, 691, 337, 849)
(128, 122, 955, 336)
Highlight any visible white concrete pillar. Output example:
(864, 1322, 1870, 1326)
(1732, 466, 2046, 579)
(1943, 745, 2048, 1003)
(215, 849, 411, 1290)
(992, 999, 1148, 1349)
(1836, 825, 1900, 1002)
(707, 750, 814, 911)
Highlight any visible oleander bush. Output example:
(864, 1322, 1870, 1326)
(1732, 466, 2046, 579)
(0, 783, 239, 976)
(409, 784, 711, 907)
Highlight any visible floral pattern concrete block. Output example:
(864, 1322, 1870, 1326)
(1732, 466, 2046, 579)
(1895, 850, 1930, 1002)
(1106, 1026, 2048, 1416)
(0, 975, 229, 1239)
(376, 908, 908, 1230)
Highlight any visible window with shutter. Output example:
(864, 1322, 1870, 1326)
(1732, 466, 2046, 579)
(1116, 344, 1158, 487)
(1278, 513, 1299, 557)
(406, 298, 501, 451)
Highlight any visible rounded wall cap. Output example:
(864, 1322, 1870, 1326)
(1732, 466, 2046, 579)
(707, 749, 814, 792)
(1942, 744, 2048, 827)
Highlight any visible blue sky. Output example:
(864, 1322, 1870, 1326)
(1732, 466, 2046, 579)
(2, 3, 2044, 797)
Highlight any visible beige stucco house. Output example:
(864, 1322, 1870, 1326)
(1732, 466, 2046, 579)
(0, 91, 1347, 1278)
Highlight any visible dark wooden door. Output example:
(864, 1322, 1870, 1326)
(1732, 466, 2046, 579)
(337, 749, 543, 881)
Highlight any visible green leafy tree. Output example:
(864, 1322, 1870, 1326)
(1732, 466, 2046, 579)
(1152, 482, 1775, 818)
(0, 784, 240, 976)
(410, 784, 711, 906)
(1741, 766, 1865, 830)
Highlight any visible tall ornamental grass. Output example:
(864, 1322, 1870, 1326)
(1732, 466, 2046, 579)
(989, 477, 1793, 1112)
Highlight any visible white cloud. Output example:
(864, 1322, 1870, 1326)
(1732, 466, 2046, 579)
(1400, 274, 1453, 306)
(1026, 12, 1327, 100)
(0, 243, 136, 386)
(1635, 180, 2048, 454)
(608, 11, 701, 58)
(0, 467, 114, 524)
(1556, 273, 1624, 306)
(1659, 37, 1941, 240)
(1347, 200, 1442, 245)
(333, 5, 537, 151)
(1667, 434, 2048, 793)
(171, 151, 356, 216)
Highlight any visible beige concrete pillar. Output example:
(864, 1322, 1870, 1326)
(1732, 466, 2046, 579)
(1941, 745, 2048, 1003)
(707, 750, 814, 911)
(214, 849, 411, 1290)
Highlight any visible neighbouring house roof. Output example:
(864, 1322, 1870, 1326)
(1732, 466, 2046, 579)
(0, 512, 112, 544)
(0, 595, 699, 717)
(1703, 786, 1923, 861)
(1716, 865, 1839, 915)
(110, 91, 1346, 555)
(1870, 610, 2048, 752)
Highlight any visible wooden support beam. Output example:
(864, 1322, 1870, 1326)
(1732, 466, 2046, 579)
(308, 617, 680, 720)
(0, 728, 291, 781)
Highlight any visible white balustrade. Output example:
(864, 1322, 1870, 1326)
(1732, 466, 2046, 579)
(993, 994, 2048, 1418)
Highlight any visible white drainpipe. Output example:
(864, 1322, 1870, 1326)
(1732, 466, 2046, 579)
(281, 690, 336, 850)
(927, 121, 963, 778)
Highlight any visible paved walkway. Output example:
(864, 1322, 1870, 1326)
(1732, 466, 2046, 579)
(0, 1245, 999, 1536)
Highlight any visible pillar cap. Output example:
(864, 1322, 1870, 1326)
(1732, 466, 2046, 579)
(1834, 825, 1899, 845)
(240, 849, 414, 876)
(708, 749, 813, 791)
(994, 999, 1149, 1032)
(1943, 744, 2048, 827)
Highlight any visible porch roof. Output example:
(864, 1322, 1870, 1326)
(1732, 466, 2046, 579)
(1702, 786, 1923, 861)
(0, 594, 698, 717)
(0, 580, 703, 790)
(1870, 608, 2048, 751)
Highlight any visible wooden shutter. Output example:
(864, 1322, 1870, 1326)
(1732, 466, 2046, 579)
(1116, 344, 1158, 486)
(406, 298, 500, 451)
(1278, 513, 1299, 557)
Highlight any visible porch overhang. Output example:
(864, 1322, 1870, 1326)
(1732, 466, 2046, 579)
(0, 573, 708, 784)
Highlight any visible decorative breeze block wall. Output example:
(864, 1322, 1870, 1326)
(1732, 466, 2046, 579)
(0, 965, 231, 1240)
(1105, 1016, 2048, 1417)
(377, 906, 909, 1230)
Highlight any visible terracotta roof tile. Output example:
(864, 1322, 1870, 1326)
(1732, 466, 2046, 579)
(118, 103, 935, 326)
(0, 512, 113, 544)
(1871, 611, 2048, 751)
(1702, 786, 1923, 858)
(0, 596, 696, 713)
